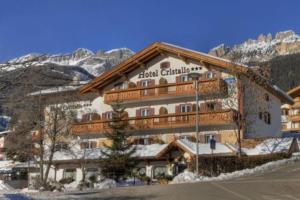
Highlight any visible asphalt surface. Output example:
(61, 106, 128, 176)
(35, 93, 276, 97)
(21, 161, 300, 200)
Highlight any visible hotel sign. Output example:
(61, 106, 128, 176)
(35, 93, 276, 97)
(138, 66, 201, 79)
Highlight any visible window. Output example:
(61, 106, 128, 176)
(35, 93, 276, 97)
(206, 102, 216, 111)
(54, 142, 69, 151)
(86, 168, 98, 180)
(204, 134, 214, 143)
(264, 112, 271, 124)
(282, 109, 289, 116)
(180, 104, 191, 113)
(180, 75, 189, 82)
(264, 93, 270, 101)
(259, 111, 263, 120)
(114, 82, 127, 90)
(206, 71, 215, 79)
(63, 169, 76, 180)
(135, 137, 151, 145)
(106, 111, 113, 120)
(180, 104, 191, 121)
(80, 141, 97, 149)
(141, 108, 150, 117)
(153, 166, 166, 179)
(141, 80, 150, 87)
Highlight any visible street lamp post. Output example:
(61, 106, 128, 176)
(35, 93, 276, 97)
(188, 72, 201, 174)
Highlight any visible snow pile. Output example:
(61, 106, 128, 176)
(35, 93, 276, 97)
(171, 170, 201, 183)
(63, 181, 78, 191)
(21, 187, 39, 193)
(94, 179, 116, 189)
(242, 138, 294, 155)
(176, 139, 233, 155)
(171, 153, 300, 184)
(0, 180, 12, 191)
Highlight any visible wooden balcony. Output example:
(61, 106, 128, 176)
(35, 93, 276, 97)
(104, 78, 228, 104)
(289, 113, 300, 122)
(72, 109, 237, 136)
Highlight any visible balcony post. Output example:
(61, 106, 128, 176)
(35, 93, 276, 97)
(188, 72, 201, 175)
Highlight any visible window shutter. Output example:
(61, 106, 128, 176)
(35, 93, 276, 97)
(176, 76, 181, 83)
(150, 79, 155, 86)
(200, 103, 207, 112)
(175, 105, 181, 113)
(136, 81, 141, 87)
(215, 102, 222, 111)
(199, 134, 205, 143)
(136, 109, 141, 117)
(215, 134, 221, 142)
(150, 108, 155, 116)
(81, 114, 88, 122)
(91, 141, 97, 149)
(102, 112, 107, 120)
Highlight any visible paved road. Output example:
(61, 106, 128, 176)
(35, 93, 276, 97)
(29, 161, 300, 200)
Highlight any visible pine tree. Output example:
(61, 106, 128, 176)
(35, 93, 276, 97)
(99, 103, 137, 182)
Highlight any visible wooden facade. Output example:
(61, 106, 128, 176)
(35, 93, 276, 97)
(104, 78, 228, 104)
(72, 109, 237, 135)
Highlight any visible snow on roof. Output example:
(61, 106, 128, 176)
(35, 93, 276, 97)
(133, 143, 169, 158)
(0, 130, 11, 136)
(50, 143, 169, 162)
(273, 85, 294, 104)
(242, 138, 294, 156)
(176, 139, 233, 155)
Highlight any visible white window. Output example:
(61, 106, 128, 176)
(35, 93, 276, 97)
(114, 82, 128, 90)
(180, 75, 189, 82)
(180, 104, 191, 113)
(141, 108, 150, 117)
(63, 169, 76, 180)
(204, 134, 215, 143)
(206, 71, 214, 79)
(106, 112, 113, 120)
(141, 80, 150, 87)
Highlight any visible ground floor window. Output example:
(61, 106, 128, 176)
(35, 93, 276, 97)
(86, 168, 99, 181)
(153, 166, 166, 179)
(63, 168, 76, 180)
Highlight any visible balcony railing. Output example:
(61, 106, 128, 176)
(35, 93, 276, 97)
(104, 78, 228, 104)
(72, 109, 237, 136)
(289, 113, 300, 122)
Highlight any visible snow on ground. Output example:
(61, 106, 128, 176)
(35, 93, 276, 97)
(0, 180, 12, 191)
(242, 138, 294, 155)
(63, 181, 79, 191)
(94, 179, 116, 189)
(171, 152, 300, 184)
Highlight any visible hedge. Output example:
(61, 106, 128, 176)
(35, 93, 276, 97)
(195, 153, 291, 176)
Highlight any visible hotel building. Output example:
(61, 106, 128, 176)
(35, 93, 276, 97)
(73, 42, 292, 146)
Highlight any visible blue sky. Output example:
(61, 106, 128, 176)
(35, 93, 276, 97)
(0, 0, 300, 62)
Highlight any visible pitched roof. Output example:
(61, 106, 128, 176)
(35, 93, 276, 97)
(80, 42, 293, 104)
(287, 85, 300, 98)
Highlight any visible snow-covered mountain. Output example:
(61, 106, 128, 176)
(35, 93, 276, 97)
(209, 30, 300, 63)
(2, 47, 134, 77)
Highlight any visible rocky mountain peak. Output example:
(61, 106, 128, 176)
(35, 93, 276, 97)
(209, 30, 300, 63)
